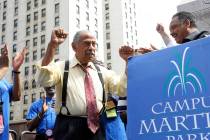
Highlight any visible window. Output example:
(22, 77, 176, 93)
(27, 1, 31, 11)
(34, 0, 38, 8)
(95, 31, 98, 39)
(55, 16, 59, 27)
(34, 11, 38, 20)
(23, 110, 27, 119)
(105, 13, 109, 20)
(33, 37, 38, 47)
(41, 35, 45, 44)
(107, 63, 112, 70)
(86, 12, 89, 21)
(41, 21, 46, 31)
(33, 24, 38, 33)
(33, 50, 37, 60)
(41, 48, 45, 57)
(76, 5, 80, 14)
(94, 19, 97, 27)
(41, 8, 46, 17)
(55, 3, 59, 14)
(10, 112, 14, 120)
(15, 0, 18, 6)
(13, 31, 17, 41)
(105, 3, 109, 10)
(106, 42, 110, 49)
(32, 79, 36, 88)
(14, 7, 18, 16)
(25, 66, 29, 76)
(2, 24, 6, 32)
(32, 93, 36, 102)
(1, 35, 5, 44)
(25, 40, 30, 48)
(40, 91, 44, 98)
(94, 7, 97, 15)
(76, 18, 80, 28)
(26, 14, 31, 23)
(25, 52, 29, 62)
(32, 64, 37, 74)
(42, 0, 46, 5)
(23, 95, 28, 104)
(14, 19, 18, 28)
(106, 23, 110, 30)
(26, 27, 30, 36)
(24, 81, 29, 90)
(13, 44, 17, 53)
(3, 1, 7, 8)
(86, 25, 89, 30)
(85, 0, 89, 8)
(106, 33, 110, 40)
(107, 52, 111, 60)
(3, 12, 6, 20)
(55, 48, 59, 55)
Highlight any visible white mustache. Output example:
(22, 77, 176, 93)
(85, 50, 95, 56)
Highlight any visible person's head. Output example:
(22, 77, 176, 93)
(44, 86, 55, 97)
(71, 30, 97, 66)
(169, 11, 197, 44)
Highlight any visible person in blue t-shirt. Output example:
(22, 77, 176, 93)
(26, 86, 56, 140)
(0, 45, 26, 140)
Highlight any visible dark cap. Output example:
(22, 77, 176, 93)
(44, 86, 56, 94)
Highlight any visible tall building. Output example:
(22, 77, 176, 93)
(177, 0, 210, 32)
(0, 0, 103, 122)
(102, 0, 139, 74)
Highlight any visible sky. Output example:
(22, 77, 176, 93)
(136, 0, 183, 48)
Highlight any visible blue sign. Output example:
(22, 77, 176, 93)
(127, 37, 210, 140)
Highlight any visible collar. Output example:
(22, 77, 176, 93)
(182, 30, 200, 43)
(70, 56, 96, 71)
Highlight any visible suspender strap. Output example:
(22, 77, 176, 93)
(60, 60, 70, 115)
(93, 64, 106, 113)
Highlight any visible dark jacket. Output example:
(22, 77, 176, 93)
(182, 30, 209, 43)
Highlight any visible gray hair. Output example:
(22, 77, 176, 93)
(72, 30, 93, 43)
(172, 11, 197, 28)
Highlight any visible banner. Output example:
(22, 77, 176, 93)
(127, 37, 210, 140)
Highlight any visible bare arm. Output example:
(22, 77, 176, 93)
(0, 45, 9, 80)
(27, 97, 48, 131)
(42, 28, 68, 66)
(12, 47, 27, 101)
(156, 23, 173, 46)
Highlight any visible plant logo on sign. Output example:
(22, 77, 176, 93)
(167, 47, 202, 97)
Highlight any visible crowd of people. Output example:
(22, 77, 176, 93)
(0, 11, 209, 140)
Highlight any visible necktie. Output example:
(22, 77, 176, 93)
(84, 66, 99, 133)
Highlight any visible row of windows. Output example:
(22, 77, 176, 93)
(24, 65, 37, 76)
(26, 9, 46, 23)
(10, 91, 45, 120)
(76, 4, 97, 15)
(26, 22, 46, 36)
(26, 0, 46, 11)
(24, 79, 37, 90)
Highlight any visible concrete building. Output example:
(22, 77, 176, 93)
(102, 0, 139, 74)
(178, 0, 210, 32)
(0, 0, 103, 122)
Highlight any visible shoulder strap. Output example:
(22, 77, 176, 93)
(60, 60, 70, 115)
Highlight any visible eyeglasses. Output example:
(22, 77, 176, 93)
(82, 40, 97, 47)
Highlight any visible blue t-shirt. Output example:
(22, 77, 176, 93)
(26, 97, 56, 134)
(0, 78, 13, 140)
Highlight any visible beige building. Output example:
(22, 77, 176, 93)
(102, 0, 139, 74)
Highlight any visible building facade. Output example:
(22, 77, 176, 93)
(178, 0, 210, 32)
(102, 0, 139, 74)
(0, 0, 103, 122)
